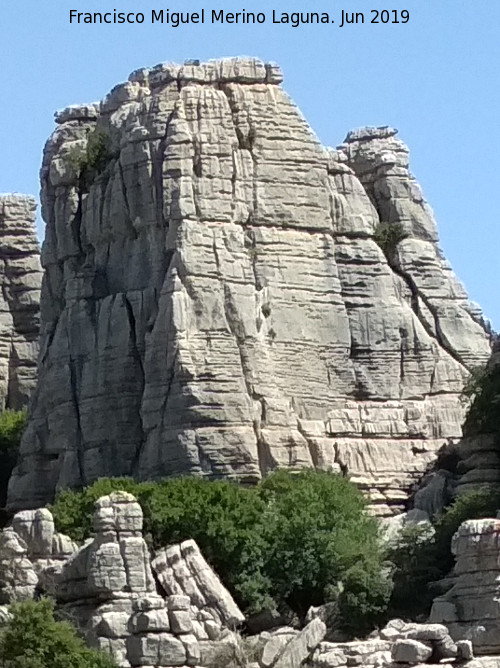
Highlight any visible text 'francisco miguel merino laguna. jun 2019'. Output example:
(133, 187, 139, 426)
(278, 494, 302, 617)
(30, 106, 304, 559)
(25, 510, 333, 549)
(68, 9, 411, 28)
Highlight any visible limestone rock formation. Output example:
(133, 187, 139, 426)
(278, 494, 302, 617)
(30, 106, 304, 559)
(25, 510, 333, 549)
(0, 506, 77, 603)
(3, 491, 500, 668)
(452, 344, 500, 497)
(431, 518, 500, 655)
(7, 57, 492, 514)
(48, 491, 243, 666)
(152, 539, 245, 640)
(0, 195, 41, 410)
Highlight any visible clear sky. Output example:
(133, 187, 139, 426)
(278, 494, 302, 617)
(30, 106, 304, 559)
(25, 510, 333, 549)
(2, 0, 499, 328)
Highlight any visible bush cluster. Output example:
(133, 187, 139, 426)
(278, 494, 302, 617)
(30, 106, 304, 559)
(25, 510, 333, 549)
(462, 362, 500, 436)
(388, 488, 500, 618)
(373, 222, 408, 261)
(0, 409, 27, 512)
(50, 470, 391, 635)
(69, 128, 111, 181)
(0, 599, 117, 668)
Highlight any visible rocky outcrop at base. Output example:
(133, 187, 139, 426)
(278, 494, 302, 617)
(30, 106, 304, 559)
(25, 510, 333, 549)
(7, 57, 492, 515)
(2, 491, 500, 667)
(0, 195, 41, 410)
(4, 491, 246, 667)
(0, 506, 77, 603)
(431, 518, 500, 655)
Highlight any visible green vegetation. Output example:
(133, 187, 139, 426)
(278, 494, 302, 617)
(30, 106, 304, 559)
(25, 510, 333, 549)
(69, 127, 111, 180)
(0, 409, 27, 511)
(388, 488, 500, 618)
(51, 471, 390, 635)
(387, 523, 439, 618)
(0, 599, 117, 668)
(257, 471, 390, 632)
(432, 488, 500, 572)
(373, 222, 408, 260)
(462, 362, 500, 436)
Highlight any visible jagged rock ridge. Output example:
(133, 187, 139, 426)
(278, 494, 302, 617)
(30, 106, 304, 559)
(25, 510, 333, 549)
(0, 195, 41, 410)
(7, 57, 492, 513)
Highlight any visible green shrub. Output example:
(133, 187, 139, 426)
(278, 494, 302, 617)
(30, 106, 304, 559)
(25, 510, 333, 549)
(257, 470, 391, 630)
(51, 471, 389, 636)
(462, 362, 500, 436)
(141, 477, 272, 613)
(373, 222, 408, 260)
(52, 476, 273, 615)
(0, 409, 27, 510)
(0, 599, 117, 668)
(433, 488, 500, 572)
(69, 127, 111, 180)
(387, 524, 439, 618)
(387, 489, 500, 619)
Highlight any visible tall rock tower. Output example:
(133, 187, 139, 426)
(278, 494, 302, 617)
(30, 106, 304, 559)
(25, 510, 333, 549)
(0, 195, 41, 410)
(7, 58, 492, 513)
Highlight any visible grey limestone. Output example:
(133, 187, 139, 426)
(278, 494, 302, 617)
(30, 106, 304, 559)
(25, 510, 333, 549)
(0, 195, 41, 411)
(6, 58, 492, 515)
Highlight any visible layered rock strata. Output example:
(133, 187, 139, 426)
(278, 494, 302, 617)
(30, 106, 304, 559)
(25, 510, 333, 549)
(152, 540, 245, 640)
(431, 518, 500, 655)
(0, 195, 42, 410)
(7, 57, 492, 513)
(454, 346, 500, 497)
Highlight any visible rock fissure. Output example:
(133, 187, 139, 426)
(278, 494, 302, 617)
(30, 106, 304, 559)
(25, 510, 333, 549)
(391, 258, 470, 374)
(123, 293, 147, 474)
(68, 355, 86, 487)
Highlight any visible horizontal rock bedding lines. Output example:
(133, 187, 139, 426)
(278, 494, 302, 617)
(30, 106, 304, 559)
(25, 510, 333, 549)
(7, 57, 492, 514)
(0, 195, 42, 410)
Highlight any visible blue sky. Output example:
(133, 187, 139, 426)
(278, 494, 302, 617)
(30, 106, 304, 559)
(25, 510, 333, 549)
(2, 0, 499, 328)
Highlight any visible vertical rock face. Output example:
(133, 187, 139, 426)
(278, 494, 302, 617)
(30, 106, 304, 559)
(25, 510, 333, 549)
(454, 346, 500, 496)
(0, 195, 41, 410)
(7, 57, 492, 513)
(431, 518, 500, 655)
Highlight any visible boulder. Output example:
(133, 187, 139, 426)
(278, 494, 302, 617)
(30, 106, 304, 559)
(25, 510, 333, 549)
(273, 617, 326, 668)
(391, 639, 433, 664)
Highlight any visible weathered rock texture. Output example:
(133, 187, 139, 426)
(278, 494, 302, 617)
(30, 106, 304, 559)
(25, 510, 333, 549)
(0, 491, 246, 667)
(3, 492, 500, 668)
(7, 57, 492, 513)
(0, 505, 77, 603)
(0, 195, 41, 410)
(431, 518, 500, 655)
(453, 345, 500, 497)
(152, 539, 245, 640)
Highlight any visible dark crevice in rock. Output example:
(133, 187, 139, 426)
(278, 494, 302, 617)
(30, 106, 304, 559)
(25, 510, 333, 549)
(123, 294, 146, 474)
(152, 109, 176, 229)
(391, 260, 468, 372)
(117, 160, 137, 239)
(68, 356, 86, 487)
